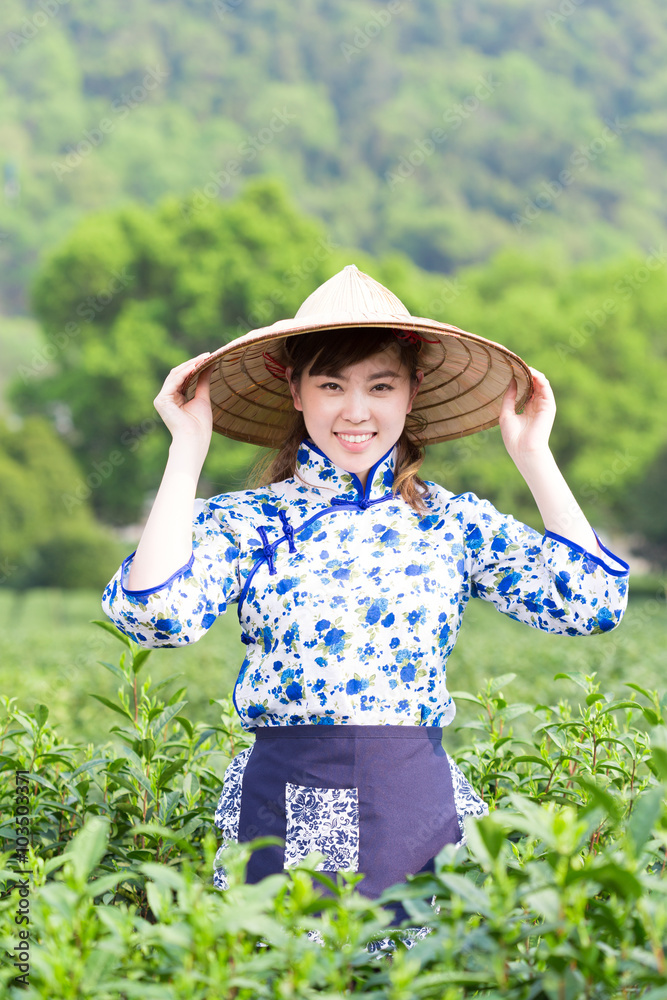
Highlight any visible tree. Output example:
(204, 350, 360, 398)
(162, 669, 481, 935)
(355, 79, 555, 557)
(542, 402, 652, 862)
(11, 180, 357, 522)
(422, 248, 667, 536)
(0, 416, 122, 589)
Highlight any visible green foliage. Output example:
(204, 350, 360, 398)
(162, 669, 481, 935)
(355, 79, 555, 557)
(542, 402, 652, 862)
(0, 587, 245, 744)
(619, 444, 667, 568)
(11, 179, 356, 522)
(422, 248, 667, 531)
(2, 0, 667, 310)
(0, 416, 123, 589)
(1, 623, 667, 996)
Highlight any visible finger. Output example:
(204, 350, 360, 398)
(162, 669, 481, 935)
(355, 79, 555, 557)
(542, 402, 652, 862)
(180, 356, 214, 397)
(500, 376, 518, 417)
(192, 362, 213, 402)
(158, 354, 212, 397)
(527, 371, 555, 407)
(527, 367, 552, 389)
(163, 353, 212, 380)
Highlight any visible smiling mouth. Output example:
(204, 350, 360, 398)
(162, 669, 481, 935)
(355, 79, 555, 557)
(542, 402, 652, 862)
(335, 432, 377, 443)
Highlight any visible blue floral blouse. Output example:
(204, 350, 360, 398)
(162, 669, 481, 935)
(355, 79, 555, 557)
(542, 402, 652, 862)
(102, 438, 630, 730)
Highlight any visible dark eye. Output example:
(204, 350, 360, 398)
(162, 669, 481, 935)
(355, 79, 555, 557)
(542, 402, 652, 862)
(371, 383, 393, 392)
(318, 381, 341, 390)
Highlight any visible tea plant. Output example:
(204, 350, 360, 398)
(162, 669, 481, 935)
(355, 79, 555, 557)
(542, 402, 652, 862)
(0, 623, 665, 998)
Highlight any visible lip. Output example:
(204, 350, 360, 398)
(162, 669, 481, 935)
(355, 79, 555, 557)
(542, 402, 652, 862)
(334, 431, 377, 453)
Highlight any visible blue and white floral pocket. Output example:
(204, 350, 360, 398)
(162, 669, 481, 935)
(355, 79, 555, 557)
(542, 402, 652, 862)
(284, 782, 359, 872)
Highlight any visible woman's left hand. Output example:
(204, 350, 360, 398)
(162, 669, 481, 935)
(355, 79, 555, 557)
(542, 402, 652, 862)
(499, 367, 556, 468)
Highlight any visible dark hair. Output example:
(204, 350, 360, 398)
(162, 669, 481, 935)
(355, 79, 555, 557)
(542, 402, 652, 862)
(252, 328, 431, 513)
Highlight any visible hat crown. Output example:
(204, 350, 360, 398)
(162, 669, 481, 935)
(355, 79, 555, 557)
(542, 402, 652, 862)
(294, 264, 411, 321)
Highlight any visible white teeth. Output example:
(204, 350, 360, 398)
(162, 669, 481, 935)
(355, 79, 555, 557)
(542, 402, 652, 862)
(337, 433, 375, 442)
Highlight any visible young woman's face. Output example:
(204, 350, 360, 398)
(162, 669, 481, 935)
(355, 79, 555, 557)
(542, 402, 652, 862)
(287, 348, 423, 487)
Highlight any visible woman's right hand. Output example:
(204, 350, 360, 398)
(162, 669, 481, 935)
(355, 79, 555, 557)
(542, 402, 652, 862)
(153, 353, 214, 450)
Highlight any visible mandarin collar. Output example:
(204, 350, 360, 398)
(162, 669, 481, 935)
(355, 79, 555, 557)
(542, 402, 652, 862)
(294, 437, 397, 502)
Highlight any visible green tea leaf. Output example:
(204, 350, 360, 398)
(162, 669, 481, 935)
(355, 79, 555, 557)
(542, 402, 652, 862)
(488, 673, 517, 694)
(65, 815, 111, 883)
(152, 701, 188, 738)
(625, 682, 654, 701)
(438, 872, 493, 917)
(91, 619, 131, 647)
(132, 649, 152, 674)
(175, 716, 193, 738)
(554, 671, 590, 691)
(572, 775, 623, 821)
(33, 703, 49, 729)
(650, 746, 667, 781)
(98, 660, 125, 680)
(628, 787, 664, 855)
(88, 693, 135, 723)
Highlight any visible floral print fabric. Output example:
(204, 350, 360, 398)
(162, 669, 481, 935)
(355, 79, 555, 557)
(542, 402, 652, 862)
(284, 782, 360, 871)
(448, 758, 489, 842)
(102, 437, 629, 731)
(212, 746, 252, 890)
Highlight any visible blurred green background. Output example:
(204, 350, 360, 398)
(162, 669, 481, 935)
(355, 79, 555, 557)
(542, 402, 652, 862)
(1, 0, 665, 716)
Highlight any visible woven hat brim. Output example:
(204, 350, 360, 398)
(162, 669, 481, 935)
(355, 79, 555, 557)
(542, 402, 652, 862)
(183, 315, 532, 448)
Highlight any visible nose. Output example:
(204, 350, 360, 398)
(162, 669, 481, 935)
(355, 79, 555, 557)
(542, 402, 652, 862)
(340, 387, 371, 424)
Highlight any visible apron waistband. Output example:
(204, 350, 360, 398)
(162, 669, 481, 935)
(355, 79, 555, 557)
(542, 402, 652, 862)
(252, 724, 444, 741)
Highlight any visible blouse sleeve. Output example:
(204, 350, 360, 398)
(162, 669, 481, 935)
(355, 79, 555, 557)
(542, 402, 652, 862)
(101, 497, 242, 647)
(455, 493, 629, 636)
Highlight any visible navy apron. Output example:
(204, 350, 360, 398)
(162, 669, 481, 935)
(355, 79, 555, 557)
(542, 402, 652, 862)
(234, 724, 460, 925)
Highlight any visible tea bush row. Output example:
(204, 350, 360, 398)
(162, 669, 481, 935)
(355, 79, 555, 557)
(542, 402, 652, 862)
(1, 623, 666, 998)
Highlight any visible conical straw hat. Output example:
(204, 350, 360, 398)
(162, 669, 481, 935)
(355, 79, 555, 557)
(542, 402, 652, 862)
(183, 264, 532, 447)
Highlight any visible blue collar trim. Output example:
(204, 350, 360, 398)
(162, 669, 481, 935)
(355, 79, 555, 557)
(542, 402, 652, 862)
(295, 437, 397, 502)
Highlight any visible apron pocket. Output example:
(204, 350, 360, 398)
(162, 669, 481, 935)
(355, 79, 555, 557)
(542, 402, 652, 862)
(284, 782, 359, 872)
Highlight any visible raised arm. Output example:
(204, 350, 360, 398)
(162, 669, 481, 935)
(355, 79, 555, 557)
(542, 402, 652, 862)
(103, 353, 243, 648)
(127, 353, 214, 591)
(499, 368, 600, 554)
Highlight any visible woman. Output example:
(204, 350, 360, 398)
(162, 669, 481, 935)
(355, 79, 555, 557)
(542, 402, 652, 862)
(102, 265, 629, 922)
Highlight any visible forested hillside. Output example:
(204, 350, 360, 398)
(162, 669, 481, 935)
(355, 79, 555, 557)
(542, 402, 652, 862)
(2, 0, 667, 586)
(2, 0, 667, 310)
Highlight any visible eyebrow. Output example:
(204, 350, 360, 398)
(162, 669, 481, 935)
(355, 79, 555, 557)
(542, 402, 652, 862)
(314, 369, 402, 381)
